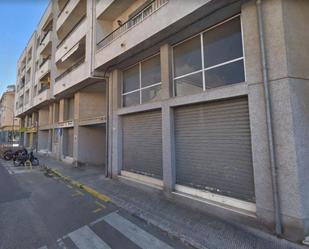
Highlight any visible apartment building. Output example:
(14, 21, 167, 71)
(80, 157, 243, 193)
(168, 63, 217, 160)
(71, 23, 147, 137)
(0, 85, 19, 143)
(15, 0, 309, 242)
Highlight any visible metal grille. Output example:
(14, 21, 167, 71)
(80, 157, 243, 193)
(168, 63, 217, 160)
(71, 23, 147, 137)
(122, 110, 163, 179)
(174, 97, 255, 202)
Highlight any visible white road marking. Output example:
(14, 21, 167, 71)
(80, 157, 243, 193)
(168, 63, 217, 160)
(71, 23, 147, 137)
(103, 212, 175, 249)
(57, 238, 68, 249)
(68, 225, 111, 249)
(38, 246, 48, 249)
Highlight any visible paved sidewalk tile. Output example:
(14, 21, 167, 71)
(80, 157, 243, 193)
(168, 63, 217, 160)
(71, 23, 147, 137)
(37, 155, 306, 249)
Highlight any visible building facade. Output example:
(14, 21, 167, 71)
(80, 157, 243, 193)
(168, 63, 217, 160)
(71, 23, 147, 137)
(0, 85, 19, 144)
(15, 0, 309, 242)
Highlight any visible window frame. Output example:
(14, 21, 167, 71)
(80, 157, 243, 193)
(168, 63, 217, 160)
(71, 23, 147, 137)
(121, 53, 162, 107)
(172, 14, 245, 96)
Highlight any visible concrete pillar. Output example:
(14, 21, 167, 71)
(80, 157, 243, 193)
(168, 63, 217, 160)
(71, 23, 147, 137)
(73, 92, 80, 163)
(48, 104, 53, 125)
(108, 70, 122, 177)
(160, 44, 175, 192)
(59, 99, 65, 122)
(242, 0, 309, 240)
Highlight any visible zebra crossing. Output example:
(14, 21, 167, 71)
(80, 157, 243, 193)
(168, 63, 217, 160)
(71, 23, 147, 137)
(40, 211, 179, 249)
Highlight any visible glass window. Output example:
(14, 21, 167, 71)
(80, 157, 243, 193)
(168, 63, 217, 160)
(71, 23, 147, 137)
(122, 55, 162, 107)
(141, 55, 161, 88)
(123, 91, 140, 107)
(173, 16, 245, 96)
(142, 84, 161, 103)
(203, 18, 243, 68)
(175, 72, 203, 97)
(173, 35, 202, 77)
(205, 60, 245, 88)
(123, 65, 140, 93)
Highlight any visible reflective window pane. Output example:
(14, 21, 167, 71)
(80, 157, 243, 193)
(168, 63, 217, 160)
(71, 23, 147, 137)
(142, 84, 161, 103)
(123, 65, 139, 93)
(123, 91, 140, 107)
(205, 60, 245, 88)
(175, 72, 203, 97)
(203, 17, 243, 68)
(173, 35, 202, 77)
(141, 55, 161, 88)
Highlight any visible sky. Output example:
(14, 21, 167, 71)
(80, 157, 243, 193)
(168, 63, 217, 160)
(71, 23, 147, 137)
(0, 0, 48, 95)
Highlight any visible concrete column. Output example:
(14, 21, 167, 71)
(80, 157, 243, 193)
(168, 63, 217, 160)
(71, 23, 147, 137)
(59, 99, 65, 122)
(48, 104, 53, 125)
(108, 69, 122, 177)
(160, 44, 173, 100)
(242, 0, 309, 240)
(160, 44, 175, 192)
(73, 92, 80, 163)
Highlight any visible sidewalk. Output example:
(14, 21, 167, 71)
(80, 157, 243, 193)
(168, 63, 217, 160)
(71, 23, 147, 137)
(37, 155, 306, 249)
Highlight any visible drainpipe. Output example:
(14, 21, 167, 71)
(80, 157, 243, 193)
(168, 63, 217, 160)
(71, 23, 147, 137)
(256, 0, 282, 236)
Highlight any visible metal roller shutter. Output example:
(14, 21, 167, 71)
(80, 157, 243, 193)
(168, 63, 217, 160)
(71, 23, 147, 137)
(122, 110, 163, 179)
(174, 97, 255, 202)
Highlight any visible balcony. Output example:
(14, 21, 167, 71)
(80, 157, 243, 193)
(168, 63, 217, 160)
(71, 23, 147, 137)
(54, 58, 87, 95)
(33, 88, 50, 107)
(36, 58, 51, 81)
(37, 31, 52, 56)
(57, 0, 86, 34)
(97, 0, 168, 49)
(95, 0, 173, 68)
(23, 102, 31, 111)
(55, 17, 87, 63)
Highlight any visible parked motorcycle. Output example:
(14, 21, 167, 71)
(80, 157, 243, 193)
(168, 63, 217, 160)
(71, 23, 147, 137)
(13, 149, 39, 167)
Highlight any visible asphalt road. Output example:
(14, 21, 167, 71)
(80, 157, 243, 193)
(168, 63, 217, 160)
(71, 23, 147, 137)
(0, 160, 192, 249)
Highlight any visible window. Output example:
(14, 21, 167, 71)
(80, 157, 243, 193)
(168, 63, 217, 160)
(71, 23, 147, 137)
(173, 16, 244, 96)
(122, 55, 161, 107)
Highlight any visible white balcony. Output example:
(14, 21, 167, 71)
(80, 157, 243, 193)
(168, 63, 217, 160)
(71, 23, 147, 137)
(57, 0, 81, 31)
(96, 0, 114, 19)
(33, 89, 50, 107)
(37, 31, 52, 56)
(36, 59, 51, 81)
(95, 0, 206, 69)
(23, 102, 31, 111)
(54, 61, 88, 95)
(26, 60, 32, 71)
(55, 18, 87, 63)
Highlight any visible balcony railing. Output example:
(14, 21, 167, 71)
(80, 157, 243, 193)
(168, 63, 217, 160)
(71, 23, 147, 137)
(96, 0, 168, 50)
(57, 14, 86, 49)
(38, 85, 50, 94)
(39, 56, 51, 68)
(55, 56, 85, 82)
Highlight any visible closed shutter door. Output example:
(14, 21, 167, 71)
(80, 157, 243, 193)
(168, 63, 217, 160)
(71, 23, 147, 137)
(174, 97, 255, 202)
(122, 110, 163, 179)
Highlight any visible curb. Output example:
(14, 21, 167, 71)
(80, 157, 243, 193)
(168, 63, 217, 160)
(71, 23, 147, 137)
(45, 167, 111, 203)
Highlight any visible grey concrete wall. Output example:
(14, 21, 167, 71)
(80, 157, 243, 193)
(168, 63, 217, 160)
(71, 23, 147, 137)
(78, 83, 107, 120)
(38, 130, 49, 150)
(243, 0, 309, 240)
(77, 125, 106, 166)
(38, 108, 49, 126)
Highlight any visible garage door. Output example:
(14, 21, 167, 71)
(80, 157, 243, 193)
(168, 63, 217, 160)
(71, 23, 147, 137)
(122, 110, 163, 179)
(174, 97, 255, 202)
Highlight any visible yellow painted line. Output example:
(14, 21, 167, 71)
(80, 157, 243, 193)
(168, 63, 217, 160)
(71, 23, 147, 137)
(95, 201, 106, 209)
(92, 208, 102, 213)
(72, 190, 84, 197)
(46, 168, 111, 203)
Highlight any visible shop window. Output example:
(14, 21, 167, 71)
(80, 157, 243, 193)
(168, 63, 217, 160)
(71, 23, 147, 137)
(122, 54, 161, 107)
(173, 16, 244, 96)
